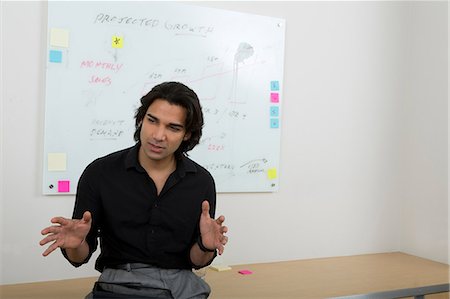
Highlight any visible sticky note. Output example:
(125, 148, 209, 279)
(267, 168, 277, 179)
(210, 265, 232, 272)
(238, 270, 253, 275)
(270, 118, 279, 129)
(112, 36, 123, 48)
(270, 93, 279, 103)
(270, 81, 279, 91)
(49, 50, 62, 63)
(270, 106, 279, 117)
(48, 153, 67, 171)
(50, 28, 69, 48)
(58, 180, 70, 193)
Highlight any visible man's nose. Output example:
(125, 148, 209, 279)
(153, 125, 166, 141)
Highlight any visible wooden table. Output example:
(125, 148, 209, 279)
(1, 253, 448, 299)
(205, 252, 449, 298)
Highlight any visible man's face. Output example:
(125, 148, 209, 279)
(139, 98, 190, 165)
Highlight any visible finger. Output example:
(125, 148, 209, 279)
(221, 236, 228, 245)
(42, 244, 57, 256)
(41, 226, 53, 235)
(41, 225, 62, 236)
(42, 240, 61, 257)
(217, 244, 224, 255)
(215, 215, 225, 225)
(51, 216, 71, 226)
(39, 234, 57, 246)
(220, 226, 228, 234)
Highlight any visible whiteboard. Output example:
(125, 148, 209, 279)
(43, 2, 285, 194)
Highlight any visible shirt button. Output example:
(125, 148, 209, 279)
(154, 204, 158, 208)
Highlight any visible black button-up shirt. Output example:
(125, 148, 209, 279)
(63, 143, 216, 272)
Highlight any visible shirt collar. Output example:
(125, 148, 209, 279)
(125, 143, 143, 171)
(125, 142, 197, 176)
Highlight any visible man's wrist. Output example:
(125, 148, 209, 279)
(197, 235, 215, 252)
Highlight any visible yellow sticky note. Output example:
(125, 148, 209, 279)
(112, 36, 123, 48)
(48, 153, 67, 171)
(209, 265, 232, 272)
(50, 28, 69, 48)
(267, 168, 277, 180)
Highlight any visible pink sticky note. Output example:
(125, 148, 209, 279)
(238, 270, 253, 275)
(270, 93, 279, 103)
(58, 180, 70, 192)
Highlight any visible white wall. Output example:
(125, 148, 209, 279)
(398, 2, 448, 262)
(1, 1, 447, 285)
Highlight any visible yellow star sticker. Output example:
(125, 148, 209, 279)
(112, 36, 123, 48)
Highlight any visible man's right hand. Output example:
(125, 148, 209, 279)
(39, 211, 92, 257)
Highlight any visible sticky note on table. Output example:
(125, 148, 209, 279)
(50, 28, 69, 48)
(238, 270, 253, 275)
(48, 153, 67, 171)
(210, 265, 232, 272)
(112, 36, 123, 48)
(267, 168, 277, 180)
(58, 180, 70, 193)
(49, 50, 62, 63)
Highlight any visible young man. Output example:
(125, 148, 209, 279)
(40, 82, 228, 299)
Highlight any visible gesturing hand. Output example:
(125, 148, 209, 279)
(199, 200, 228, 255)
(39, 211, 92, 257)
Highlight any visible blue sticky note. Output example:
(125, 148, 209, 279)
(49, 50, 62, 63)
(270, 81, 279, 91)
(270, 106, 279, 117)
(270, 118, 279, 129)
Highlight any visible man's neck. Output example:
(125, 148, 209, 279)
(138, 147, 177, 195)
(138, 147, 176, 174)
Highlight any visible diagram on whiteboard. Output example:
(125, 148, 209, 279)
(43, 2, 285, 194)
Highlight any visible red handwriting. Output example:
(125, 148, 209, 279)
(88, 75, 112, 86)
(80, 60, 124, 73)
(208, 144, 225, 151)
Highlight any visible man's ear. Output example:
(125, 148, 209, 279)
(183, 132, 191, 141)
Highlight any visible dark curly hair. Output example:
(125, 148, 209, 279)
(134, 82, 204, 159)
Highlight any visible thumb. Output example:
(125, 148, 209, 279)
(201, 200, 210, 217)
(82, 211, 92, 223)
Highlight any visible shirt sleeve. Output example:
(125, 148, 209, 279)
(207, 173, 217, 219)
(189, 170, 218, 269)
(61, 160, 102, 267)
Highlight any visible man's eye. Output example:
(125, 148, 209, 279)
(169, 126, 181, 132)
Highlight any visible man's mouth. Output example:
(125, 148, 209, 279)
(149, 142, 164, 153)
